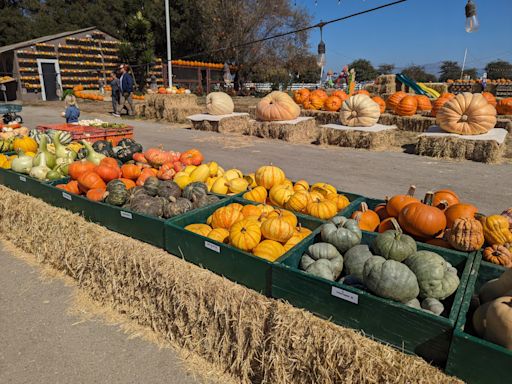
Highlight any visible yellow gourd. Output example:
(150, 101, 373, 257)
(211, 177, 229, 195)
(189, 164, 210, 182)
(227, 177, 249, 193)
(479, 215, 512, 245)
(253, 240, 286, 262)
(185, 224, 212, 237)
(243, 186, 267, 203)
(229, 218, 262, 251)
(207, 228, 229, 243)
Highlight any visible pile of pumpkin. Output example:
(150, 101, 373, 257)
(74, 91, 104, 101)
(156, 86, 190, 95)
(471, 268, 512, 350)
(235, 165, 350, 220)
(300, 215, 460, 316)
(185, 202, 312, 262)
(349, 186, 512, 266)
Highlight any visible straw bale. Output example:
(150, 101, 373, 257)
(496, 118, 512, 131)
(378, 113, 436, 132)
(301, 109, 339, 125)
(317, 126, 396, 150)
(245, 118, 319, 144)
(142, 94, 202, 122)
(0, 187, 462, 384)
(248, 106, 257, 119)
(134, 103, 146, 117)
(416, 135, 504, 163)
(191, 115, 250, 135)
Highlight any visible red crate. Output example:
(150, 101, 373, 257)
(104, 127, 134, 145)
(37, 124, 106, 142)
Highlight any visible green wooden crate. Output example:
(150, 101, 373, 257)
(446, 254, 511, 383)
(165, 197, 324, 295)
(272, 230, 475, 365)
(340, 197, 386, 218)
(0, 168, 67, 200)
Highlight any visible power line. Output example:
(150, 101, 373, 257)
(179, 0, 408, 59)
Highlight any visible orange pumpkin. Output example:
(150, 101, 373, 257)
(309, 94, 325, 110)
(302, 99, 315, 110)
(156, 162, 176, 180)
(378, 217, 396, 233)
(136, 168, 157, 186)
(398, 192, 447, 239)
(374, 200, 389, 221)
(100, 157, 119, 168)
(323, 96, 342, 112)
(496, 98, 512, 115)
(355, 89, 370, 96)
(77, 171, 106, 193)
(332, 90, 348, 102)
(351, 202, 380, 232)
(433, 189, 459, 208)
(372, 96, 386, 113)
(444, 203, 478, 228)
(481, 92, 497, 107)
(95, 163, 121, 182)
(386, 186, 418, 218)
(86, 188, 107, 202)
(310, 89, 328, 100)
(293, 89, 310, 105)
(386, 91, 407, 111)
(180, 148, 204, 166)
(121, 164, 142, 180)
(431, 97, 451, 117)
(119, 178, 136, 189)
(395, 95, 418, 116)
(415, 95, 432, 111)
(68, 160, 96, 180)
(65, 180, 80, 195)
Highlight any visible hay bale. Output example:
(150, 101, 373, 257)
(248, 105, 257, 119)
(301, 109, 340, 125)
(189, 113, 250, 134)
(496, 118, 512, 131)
(416, 127, 507, 163)
(0, 187, 461, 384)
(245, 117, 319, 144)
(317, 124, 397, 150)
(371, 75, 396, 94)
(378, 113, 436, 132)
(142, 94, 202, 123)
(134, 103, 146, 117)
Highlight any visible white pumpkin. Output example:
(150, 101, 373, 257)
(206, 92, 234, 115)
(340, 94, 381, 127)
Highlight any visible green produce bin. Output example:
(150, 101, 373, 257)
(0, 168, 66, 200)
(340, 197, 386, 218)
(446, 255, 511, 384)
(272, 230, 475, 365)
(165, 197, 324, 295)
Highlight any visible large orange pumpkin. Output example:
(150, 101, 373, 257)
(310, 89, 328, 100)
(372, 96, 386, 113)
(496, 98, 512, 115)
(415, 95, 432, 111)
(445, 203, 479, 229)
(256, 91, 301, 121)
(68, 160, 96, 180)
(293, 88, 310, 105)
(386, 91, 407, 111)
(398, 192, 447, 239)
(323, 96, 342, 112)
(386, 186, 418, 218)
(395, 95, 418, 116)
(332, 90, 348, 101)
(309, 94, 326, 110)
(302, 99, 315, 110)
(95, 163, 121, 182)
(77, 171, 106, 193)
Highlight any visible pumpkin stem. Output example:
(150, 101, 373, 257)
(407, 185, 416, 197)
(384, 196, 389, 203)
(423, 192, 434, 206)
(436, 199, 449, 211)
(389, 217, 402, 234)
(360, 202, 368, 213)
(353, 212, 362, 223)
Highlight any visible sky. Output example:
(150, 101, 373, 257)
(296, 0, 512, 73)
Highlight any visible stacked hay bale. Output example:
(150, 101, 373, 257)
(138, 94, 202, 123)
(367, 74, 396, 96)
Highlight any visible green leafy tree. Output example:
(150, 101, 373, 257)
(377, 64, 395, 75)
(485, 60, 512, 80)
(348, 59, 378, 82)
(402, 65, 437, 82)
(462, 67, 478, 79)
(439, 61, 462, 82)
(118, 11, 155, 91)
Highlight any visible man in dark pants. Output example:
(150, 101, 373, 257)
(119, 64, 134, 116)
(110, 72, 121, 117)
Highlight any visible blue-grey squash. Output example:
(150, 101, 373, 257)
(307, 242, 342, 260)
(304, 258, 338, 281)
(321, 216, 362, 253)
(372, 218, 417, 262)
(421, 298, 444, 316)
(404, 251, 460, 300)
(363, 256, 419, 303)
(344, 244, 373, 281)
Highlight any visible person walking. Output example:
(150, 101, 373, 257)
(119, 64, 134, 116)
(110, 71, 121, 117)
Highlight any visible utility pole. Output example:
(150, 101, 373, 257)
(165, 0, 173, 87)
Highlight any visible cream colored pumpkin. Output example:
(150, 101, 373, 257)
(340, 94, 380, 127)
(206, 92, 234, 115)
(256, 91, 300, 121)
(436, 92, 497, 135)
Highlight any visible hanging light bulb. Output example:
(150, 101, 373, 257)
(465, 0, 479, 33)
(316, 26, 326, 68)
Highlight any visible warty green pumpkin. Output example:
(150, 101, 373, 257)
(343, 244, 373, 281)
(372, 218, 417, 262)
(320, 216, 362, 253)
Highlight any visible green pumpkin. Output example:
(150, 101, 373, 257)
(157, 180, 181, 199)
(307, 242, 342, 261)
(421, 298, 444, 316)
(372, 219, 417, 262)
(105, 179, 129, 206)
(143, 176, 160, 196)
(363, 256, 419, 303)
(128, 195, 165, 217)
(404, 251, 460, 300)
(163, 197, 193, 218)
(344, 244, 373, 281)
(182, 182, 208, 201)
(300, 254, 315, 270)
(46, 170, 63, 181)
(304, 259, 337, 281)
(321, 216, 362, 253)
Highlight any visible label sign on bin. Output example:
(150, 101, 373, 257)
(120, 211, 133, 219)
(19, 176, 26, 182)
(331, 286, 359, 304)
(204, 241, 220, 253)
(62, 192, 72, 201)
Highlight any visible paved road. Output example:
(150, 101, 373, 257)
(0, 247, 204, 384)
(23, 105, 511, 214)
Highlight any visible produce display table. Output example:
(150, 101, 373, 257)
(245, 117, 318, 144)
(416, 126, 508, 163)
(317, 123, 397, 150)
(188, 112, 250, 134)
(138, 94, 202, 123)
(37, 123, 134, 145)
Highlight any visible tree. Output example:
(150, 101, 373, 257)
(118, 11, 155, 91)
(462, 67, 478, 79)
(485, 60, 512, 80)
(377, 64, 395, 75)
(439, 61, 462, 82)
(348, 59, 377, 82)
(402, 65, 437, 82)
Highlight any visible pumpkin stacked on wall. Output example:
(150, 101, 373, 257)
(496, 98, 512, 115)
(206, 92, 234, 115)
(340, 94, 381, 127)
(256, 91, 300, 121)
(436, 92, 497, 135)
(185, 202, 312, 261)
(292, 88, 348, 112)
